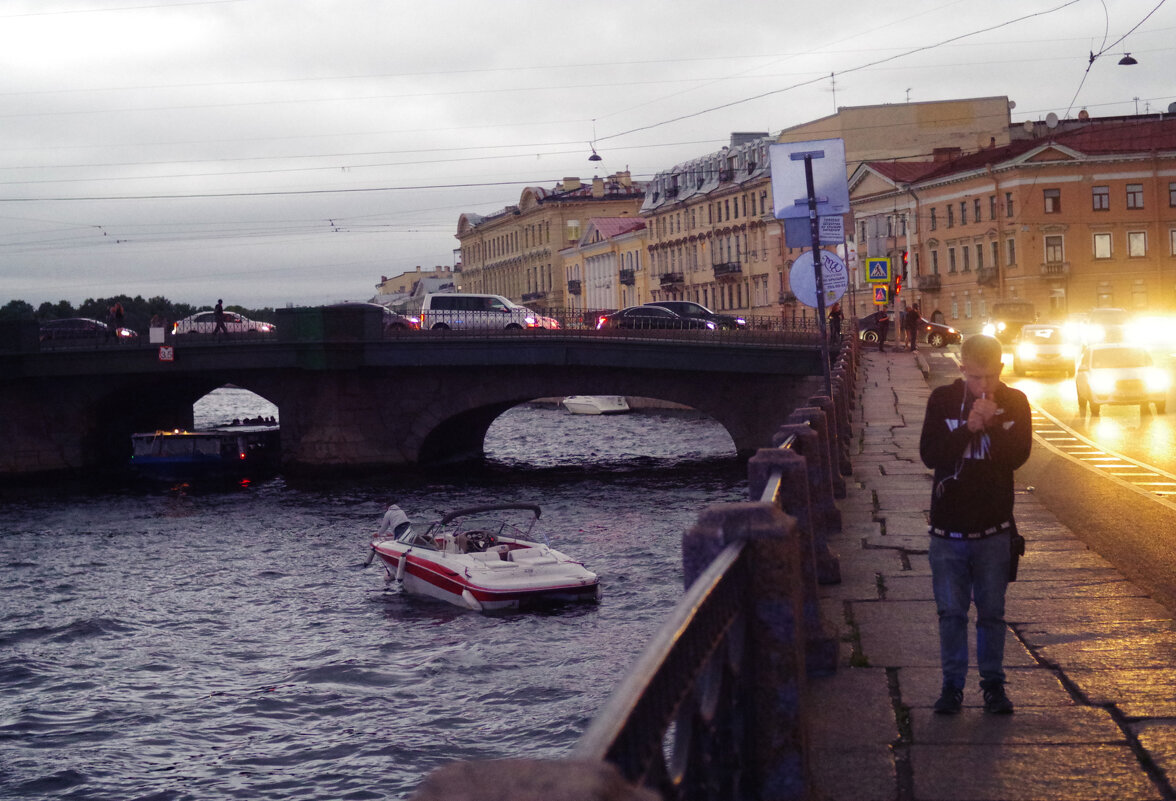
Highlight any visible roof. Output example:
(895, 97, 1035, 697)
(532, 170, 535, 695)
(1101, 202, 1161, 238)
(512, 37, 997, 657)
(589, 217, 645, 239)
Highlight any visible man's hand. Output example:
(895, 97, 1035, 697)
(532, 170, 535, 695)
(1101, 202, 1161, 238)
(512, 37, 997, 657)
(967, 394, 999, 432)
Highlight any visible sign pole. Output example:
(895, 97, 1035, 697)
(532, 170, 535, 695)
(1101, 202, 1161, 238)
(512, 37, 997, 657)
(802, 153, 833, 398)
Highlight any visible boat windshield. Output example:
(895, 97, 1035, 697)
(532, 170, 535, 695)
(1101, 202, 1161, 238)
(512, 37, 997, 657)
(396, 528, 437, 549)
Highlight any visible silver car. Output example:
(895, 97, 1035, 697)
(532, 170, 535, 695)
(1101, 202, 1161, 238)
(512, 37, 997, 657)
(172, 310, 276, 336)
(1075, 344, 1170, 416)
(1013, 324, 1078, 376)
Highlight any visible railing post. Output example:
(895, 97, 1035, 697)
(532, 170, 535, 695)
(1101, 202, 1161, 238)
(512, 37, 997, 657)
(682, 502, 812, 801)
(748, 447, 840, 676)
(785, 407, 844, 533)
(803, 395, 846, 499)
(770, 425, 842, 586)
(827, 374, 854, 477)
(411, 759, 659, 801)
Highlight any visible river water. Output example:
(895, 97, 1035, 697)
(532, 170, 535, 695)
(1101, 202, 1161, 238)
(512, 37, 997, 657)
(0, 389, 746, 800)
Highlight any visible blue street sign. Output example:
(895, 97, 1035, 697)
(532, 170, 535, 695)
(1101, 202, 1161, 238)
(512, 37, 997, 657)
(866, 257, 890, 283)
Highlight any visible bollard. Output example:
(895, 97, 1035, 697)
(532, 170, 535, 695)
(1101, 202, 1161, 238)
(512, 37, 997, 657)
(748, 447, 840, 675)
(770, 425, 842, 585)
(683, 502, 812, 801)
(411, 759, 660, 801)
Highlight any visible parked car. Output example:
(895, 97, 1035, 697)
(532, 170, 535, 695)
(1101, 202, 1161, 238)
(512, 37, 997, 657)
(326, 302, 420, 331)
(981, 300, 1037, 345)
(1075, 344, 1169, 416)
(39, 317, 138, 342)
(596, 306, 715, 330)
(1013, 324, 1078, 376)
(643, 301, 746, 330)
(858, 310, 960, 348)
(172, 310, 275, 336)
(419, 292, 539, 330)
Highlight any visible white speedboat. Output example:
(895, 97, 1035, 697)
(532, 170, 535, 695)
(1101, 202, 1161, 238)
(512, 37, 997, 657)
(561, 395, 630, 415)
(368, 504, 600, 612)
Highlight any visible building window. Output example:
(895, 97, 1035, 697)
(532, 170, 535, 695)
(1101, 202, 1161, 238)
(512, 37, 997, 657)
(1007, 238, 1016, 267)
(1133, 280, 1148, 309)
(989, 195, 997, 220)
(1093, 185, 1109, 211)
(1127, 184, 1144, 209)
(1128, 231, 1147, 257)
(960, 201, 967, 225)
(947, 205, 954, 227)
(991, 240, 1000, 268)
(1170, 183, 1176, 208)
(962, 246, 971, 272)
(1005, 192, 1014, 217)
(976, 244, 984, 271)
(1171, 229, 1176, 256)
(931, 250, 939, 274)
(1097, 282, 1114, 307)
(1044, 188, 1061, 213)
(948, 247, 957, 273)
(974, 198, 982, 222)
(1045, 235, 1064, 264)
(1094, 233, 1112, 259)
(930, 208, 937, 230)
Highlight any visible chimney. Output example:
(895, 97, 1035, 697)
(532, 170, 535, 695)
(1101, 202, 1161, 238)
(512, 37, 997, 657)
(616, 170, 632, 188)
(591, 177, 605, 198)
(562, 177, 581, 191)
(932, 147, 962, 162)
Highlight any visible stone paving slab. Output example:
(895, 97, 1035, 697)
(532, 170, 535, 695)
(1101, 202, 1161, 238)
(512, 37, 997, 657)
(1067, 668, 1176, 718)
(899, 666, 1074, 711)
(912, 705, 1125, 743)
(911, 744, 1164, 801)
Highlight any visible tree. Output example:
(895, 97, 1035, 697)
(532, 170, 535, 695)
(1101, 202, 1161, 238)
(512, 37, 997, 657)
(0, 299, 35, 320)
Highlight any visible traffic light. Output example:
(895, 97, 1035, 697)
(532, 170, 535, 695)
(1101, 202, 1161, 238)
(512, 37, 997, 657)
(896, 274, 902, 294)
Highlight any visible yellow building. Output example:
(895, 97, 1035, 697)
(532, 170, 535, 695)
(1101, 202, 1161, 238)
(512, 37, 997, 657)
(560, 218, 648, 313)
(455, 172, 645, 310)
(850, 114, 1176, 330)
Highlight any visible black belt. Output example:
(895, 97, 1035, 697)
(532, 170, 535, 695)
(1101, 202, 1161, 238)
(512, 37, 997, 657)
(929, 520, 1013, 540)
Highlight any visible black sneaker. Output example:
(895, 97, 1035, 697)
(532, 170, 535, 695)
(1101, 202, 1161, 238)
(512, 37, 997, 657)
(981, 682, 1014, 714)
(933, 686, 963, 714)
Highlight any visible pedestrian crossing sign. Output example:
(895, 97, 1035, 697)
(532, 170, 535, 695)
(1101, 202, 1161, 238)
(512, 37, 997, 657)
(866, 257, 890, 283)
(873, 285, 888, 305)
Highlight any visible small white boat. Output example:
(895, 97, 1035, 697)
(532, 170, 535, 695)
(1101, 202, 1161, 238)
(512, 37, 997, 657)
(561, 395, 630, 415)
(368, 504, 600, 612)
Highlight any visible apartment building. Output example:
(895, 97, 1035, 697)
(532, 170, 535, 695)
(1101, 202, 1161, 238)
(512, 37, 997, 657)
(850, 115, 1176, 331)
(560, 218, 648, 313)
(454, 172, 645, 310)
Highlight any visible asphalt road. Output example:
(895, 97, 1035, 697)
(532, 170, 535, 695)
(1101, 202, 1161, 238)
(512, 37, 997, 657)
(921, 346, 1176, 614)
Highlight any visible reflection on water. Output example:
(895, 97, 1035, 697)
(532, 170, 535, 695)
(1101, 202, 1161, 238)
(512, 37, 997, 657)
(0, 392, 744, 800)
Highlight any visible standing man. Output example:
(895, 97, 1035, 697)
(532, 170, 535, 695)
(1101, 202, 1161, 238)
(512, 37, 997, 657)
(875, 307, 890, 352)
(213, 299, 228, 337)
(919, 335, 1031, 714)
(828, 302, 843, 345)
(905, 304, 921, 352)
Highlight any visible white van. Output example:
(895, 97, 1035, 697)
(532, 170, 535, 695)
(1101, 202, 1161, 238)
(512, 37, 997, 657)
(419, 293, 539, 331)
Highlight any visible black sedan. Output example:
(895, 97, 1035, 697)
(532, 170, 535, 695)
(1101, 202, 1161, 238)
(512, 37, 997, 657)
(858, 310, 960, 348)
(596, 306, 715, 330)
(643, 301, 746, 330)
(39, 317, 139, 342)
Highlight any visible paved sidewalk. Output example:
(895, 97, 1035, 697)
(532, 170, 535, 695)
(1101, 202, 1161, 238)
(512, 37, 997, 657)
(805, 347, 1176, 801)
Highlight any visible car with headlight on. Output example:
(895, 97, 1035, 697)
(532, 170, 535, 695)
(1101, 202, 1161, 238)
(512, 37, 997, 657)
(173, 310, 275, 336)
(39, 317, 139, 342)
(858, 310, 960, 347)
(1013, 324, 1078, 376)
(644, 301, 746, 330)
(1075, 343, 1170, 416)
(981, 300, 1036, 345)
(596, 305, 715, 330)
(1067, 307, 1130, 346)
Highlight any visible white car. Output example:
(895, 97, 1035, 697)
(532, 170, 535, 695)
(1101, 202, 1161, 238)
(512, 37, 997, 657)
(172, 310, 276, 336)
(1075, 344, 1169, 416)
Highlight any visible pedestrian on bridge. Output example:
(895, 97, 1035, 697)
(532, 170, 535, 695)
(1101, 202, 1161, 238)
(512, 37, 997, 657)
(213, 300, 228, 337)
(919, 334, 1031, 715)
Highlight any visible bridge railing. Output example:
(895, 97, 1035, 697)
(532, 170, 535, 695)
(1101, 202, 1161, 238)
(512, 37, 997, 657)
(412, 336, 859, 801)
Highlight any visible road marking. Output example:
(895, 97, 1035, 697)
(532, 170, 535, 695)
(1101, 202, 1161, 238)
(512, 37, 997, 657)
(1030, 404, 1176, 512)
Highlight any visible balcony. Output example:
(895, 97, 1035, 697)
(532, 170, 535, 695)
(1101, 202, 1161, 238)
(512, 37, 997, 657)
(712, 261, 743, 280)
(916, 274, 941, 291)
(1040, 261, 1070, 276)
(619, 269, 635, 286)
(659, 272, 685, 289)
(566, 279, 582, 296)
(976, 267, 998, 287)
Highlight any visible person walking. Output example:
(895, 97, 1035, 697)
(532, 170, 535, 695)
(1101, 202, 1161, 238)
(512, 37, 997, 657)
(919, 334, 1031, 715)
(828, 302, 843, 345)
(875, 307, 890, 352)
(213, 299, 228, 337)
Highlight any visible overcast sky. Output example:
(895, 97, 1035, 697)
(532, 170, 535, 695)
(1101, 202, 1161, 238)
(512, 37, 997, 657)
(1, 0, 1172, 310)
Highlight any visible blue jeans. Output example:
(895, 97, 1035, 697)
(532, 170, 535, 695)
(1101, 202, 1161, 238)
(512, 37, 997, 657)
(929, 532, 1012, 689)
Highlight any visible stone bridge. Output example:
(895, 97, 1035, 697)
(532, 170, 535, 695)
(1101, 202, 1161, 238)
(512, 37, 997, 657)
(0, 309, 827, 477)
